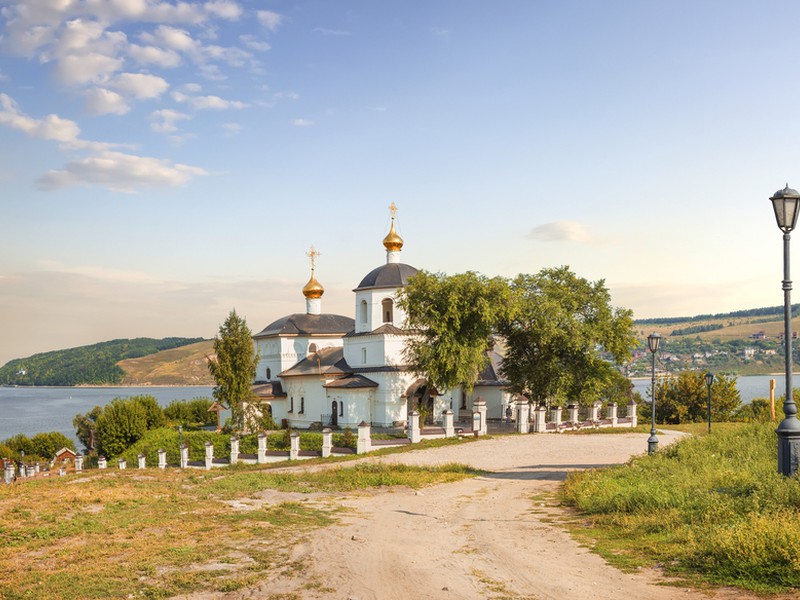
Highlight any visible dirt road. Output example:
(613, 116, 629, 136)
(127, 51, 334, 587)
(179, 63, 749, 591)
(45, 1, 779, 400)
(188, 431, 768, 600)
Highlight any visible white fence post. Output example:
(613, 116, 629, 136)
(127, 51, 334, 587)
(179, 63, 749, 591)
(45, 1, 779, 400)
(157, 449, 167, 469)
(204, 441, 213, 470)
(474, 397, 487, 435)
(118, 458, 126, 470)
(98, 456, 107, 469)
(516, 400, 530, 434)
(628, 400, 638, 427)
(443, 409, 455, 437)
(608, 402, 618, 426)
(138, 453, 146, 469)
(408, 411, 421, 443)
(322, 428, 333, 458)
(180, 445, 188, 469)
(75, 454, 84, 471)
(229, 436, 239, 465)
(257, 432, 267, 464)
(357, 421, 371, 454)
(290, 433, 300, 460)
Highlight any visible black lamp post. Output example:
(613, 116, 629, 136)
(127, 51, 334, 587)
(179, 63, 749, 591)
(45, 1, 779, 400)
(178, 425, 183, 451)
(770, 184, 800, 476)
(705, 372, 714, 434)
(647, 333, 661, 455)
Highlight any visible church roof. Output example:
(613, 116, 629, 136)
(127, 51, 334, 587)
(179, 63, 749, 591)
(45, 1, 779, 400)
(354, 263, 418, 291)
(323, 374, 379, 389)
(251, 381, 286, 398)
(254, 313, 355, 338)
(279, 346, 350, 377)
(475, 350, 509, 386)
(344, 323, 407, 337)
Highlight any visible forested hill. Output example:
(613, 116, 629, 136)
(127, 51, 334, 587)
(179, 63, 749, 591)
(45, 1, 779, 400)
(0, 338, 205, 386)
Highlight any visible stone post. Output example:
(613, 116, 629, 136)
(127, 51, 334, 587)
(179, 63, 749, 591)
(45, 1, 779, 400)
(137, 454, 146, 469)
(472, 410, 481, 436)
(443, 409, 455, 438)
(118, 458, 126, 470)
(628, 400, 638, 427)
(257, 432, 267, 464)
(229, 436, 239, 465)
(322, 428, 333, 458)
(550, 406, 562, 427)
(180, 445, 188, 469)
(357, 421, 371, 454)
(516, 400, 531, 434)
(408, 411, 421, 443)
(590, 401, 601, 422)
(534, 405, 548, 433)
(59, 467, 66, 477)
(75, 454, 83, 471)
(567, 404, 579, 424)
(157, 449, 167, 469)
(34, 463, 40, 474)
(608, 402, 618, 426)
(474, 397, 487, 435)
(290, 433, 300, 460)
(4, 462, 13, 484)
(98, 456, 107, 469)
(204, 441, 213, 470)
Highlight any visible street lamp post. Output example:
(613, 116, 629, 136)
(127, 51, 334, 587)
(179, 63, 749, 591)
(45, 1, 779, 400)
(770, 184, 800, 476)
(705, 372, 714, 435)
(178, 425, 183, 451)
(647, 333, 662, 455)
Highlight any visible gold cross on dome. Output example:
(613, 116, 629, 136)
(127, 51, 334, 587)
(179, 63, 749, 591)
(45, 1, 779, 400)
(306, 245, 320, 271)
(389, 201, 397, 219)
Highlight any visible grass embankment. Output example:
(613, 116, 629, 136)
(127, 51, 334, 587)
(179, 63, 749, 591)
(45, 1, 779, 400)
(562, 422, 800, 593)
(0, 461, 480, 599)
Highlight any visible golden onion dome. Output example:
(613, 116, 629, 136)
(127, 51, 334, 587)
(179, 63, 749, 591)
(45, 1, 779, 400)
(302, 272, 324, 299)
(383, 218, 404, 252)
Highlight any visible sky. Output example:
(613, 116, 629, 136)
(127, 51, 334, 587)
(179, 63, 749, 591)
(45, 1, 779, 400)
(2, 1, 800, 365)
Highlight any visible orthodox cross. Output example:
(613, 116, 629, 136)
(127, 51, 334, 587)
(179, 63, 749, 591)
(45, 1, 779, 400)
(389, 201, 397, 219)
(306, 245, 320, 272)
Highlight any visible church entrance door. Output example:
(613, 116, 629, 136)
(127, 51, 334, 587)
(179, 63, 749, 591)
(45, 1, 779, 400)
(331, 400, 338, 427)
(406, 379, 438, 426)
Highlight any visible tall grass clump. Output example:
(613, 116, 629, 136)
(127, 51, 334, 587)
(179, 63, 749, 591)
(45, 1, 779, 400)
(562, 423, 800, 592)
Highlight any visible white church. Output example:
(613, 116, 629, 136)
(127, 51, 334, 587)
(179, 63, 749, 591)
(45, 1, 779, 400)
(250, 206, 513, 429)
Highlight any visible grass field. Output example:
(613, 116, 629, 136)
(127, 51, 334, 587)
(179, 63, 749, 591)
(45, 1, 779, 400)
(0, 461, 479, 599)
(562, 422, 800, 593)
(118, 340, 215, 386)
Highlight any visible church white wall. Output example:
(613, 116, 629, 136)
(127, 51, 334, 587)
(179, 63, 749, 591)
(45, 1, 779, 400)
(254, 335, 344, 382)
(353, 289, 408, 333)
(466, 386, 513, 420)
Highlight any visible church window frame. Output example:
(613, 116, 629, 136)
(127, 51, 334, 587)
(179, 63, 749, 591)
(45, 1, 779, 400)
(266, 367, 271, 380)
(360, 299, 368, 324)
(339, 400, 344, 417)
(299, 397, 305, 414)
(381, 297, 394, 323)
(289, 396, 294, 413)
(361, 347, 367, 364)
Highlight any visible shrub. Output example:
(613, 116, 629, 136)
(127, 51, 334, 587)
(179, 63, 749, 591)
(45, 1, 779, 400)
(95, 398, 148, 458)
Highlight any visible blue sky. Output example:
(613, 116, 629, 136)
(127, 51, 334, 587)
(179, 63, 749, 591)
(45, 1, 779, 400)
(1, 1, 800, 365)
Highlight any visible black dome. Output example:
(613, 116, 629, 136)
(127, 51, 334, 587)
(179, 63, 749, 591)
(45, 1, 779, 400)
(254, 313, 354, 338)
(354, 263, 418, 291)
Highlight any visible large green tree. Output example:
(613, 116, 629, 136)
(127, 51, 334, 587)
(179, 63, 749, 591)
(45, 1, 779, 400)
(498, 267, 636, 405)
(653, 371, 740, 424)
(207, 309, 258, 431)
(397, 271, 513, 393)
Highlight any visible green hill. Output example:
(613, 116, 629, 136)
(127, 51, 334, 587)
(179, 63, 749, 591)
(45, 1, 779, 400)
(0, 337, 206, 386)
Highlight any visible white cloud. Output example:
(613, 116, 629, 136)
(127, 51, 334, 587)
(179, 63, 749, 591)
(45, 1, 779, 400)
(141, 25, 197, 52)
(85, 87, 130, 115)
(222, 122, 242, 136)
(527, 221, 592, 243)
(204, 0, 242, 20)
(292, 118, 314, 127)
(239, 34, 270, 51)
(38, 150, 207, 192)
(313, 27, 350, 36)
(111, 72, 169, 99)
(55, 51, 124, 84)
(257, 10, 283, 32)
(182, 82, 202, 93)
(0, 93, 81, 142)
(128, 43, 181, 67)
(150, 108, 191, 133)
(172, 91, 247, 110)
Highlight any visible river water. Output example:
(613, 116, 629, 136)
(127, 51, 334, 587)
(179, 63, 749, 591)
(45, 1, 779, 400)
(0, 386, 213, 447)
(632, 374, 784, 403)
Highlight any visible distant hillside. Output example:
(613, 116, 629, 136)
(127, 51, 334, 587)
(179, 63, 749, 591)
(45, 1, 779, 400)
(119, 340, 215, 386)
(0, 338, 206, 386)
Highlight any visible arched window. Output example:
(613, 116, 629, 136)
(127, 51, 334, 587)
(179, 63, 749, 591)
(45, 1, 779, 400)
(266, 367, 271, 380)
(289, 397, 294, 413)
(382, 298, 394, 323)
(360, 299, 368, 324)
(299, 397, 305, 414)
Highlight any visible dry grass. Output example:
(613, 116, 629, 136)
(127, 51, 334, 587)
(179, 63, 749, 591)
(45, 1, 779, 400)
(118, 340, 215, 385)
(0, 461, 478, 599)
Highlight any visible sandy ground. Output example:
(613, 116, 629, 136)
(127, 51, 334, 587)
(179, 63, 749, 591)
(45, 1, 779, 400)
(184, 431, 784, 600)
